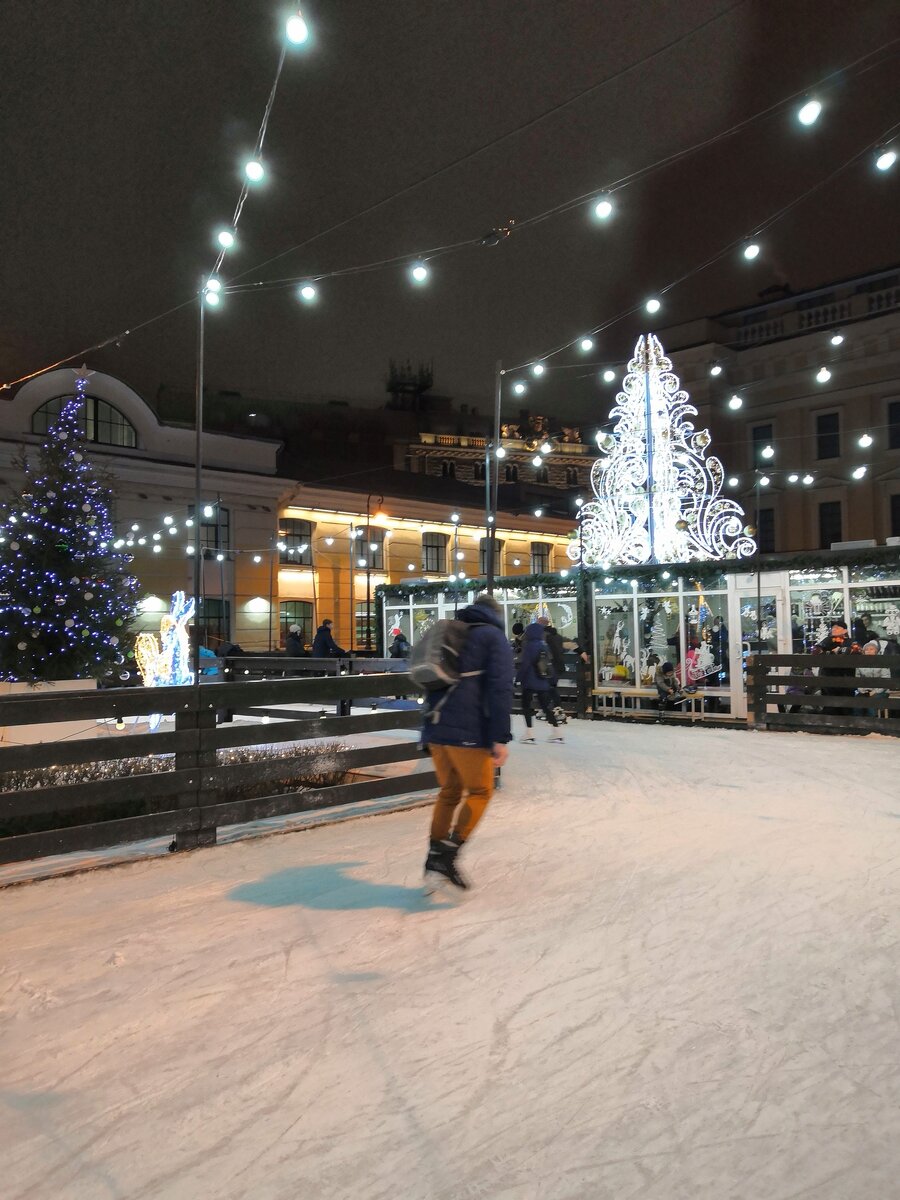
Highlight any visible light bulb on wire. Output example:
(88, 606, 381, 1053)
(858, 432, 873, 448)
(410, 261, 429, 284)
(816, 366, 832, 383)
(592, 195, 614, 221)
(852, 465, 867, 479)
(797, 98, 822, 126)
(875, 147, 896, 172)
(244, 159, 265, 183)
(513, 382, 526, 395)
(579, 337, 594, 352)
(830, 332, 844, 346)
(531, 455, 543, 467)
(602, 369, 616, 383)
(286, 9, 309, 43)
(298, 282, 317, 303)
(709, 363, 723, 377)
(788, 473, 799, 483)
(802, 474, 814, 485)
(761, 445, 775, 460)
(531, 362, 545, 377)
(742, 240, 760, 261)
(216, 230, 235, 250)
(728, 394, 743, 410)
(645, 297, 661, 315)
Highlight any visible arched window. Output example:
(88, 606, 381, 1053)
(505, 464, 519, 482)
(441, 460, 456, 478)
(565, 466, 578, 486)
(32, 395, 137, 448)
(473, 461, 486, 482)
(535, 465, 549, 484)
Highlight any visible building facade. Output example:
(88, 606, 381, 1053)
(660, 265, 900, 555)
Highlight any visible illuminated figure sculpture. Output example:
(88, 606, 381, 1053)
(134, 591, 195, 689)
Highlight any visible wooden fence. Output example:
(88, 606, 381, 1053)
(746, 653, 900, 735)
(0, 671, 434, 866)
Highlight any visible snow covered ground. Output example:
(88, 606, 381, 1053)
(2, 721, 900, 1200)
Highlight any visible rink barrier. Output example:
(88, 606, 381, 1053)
(746, 653, 900, 736)
(0, 670, 434, 866)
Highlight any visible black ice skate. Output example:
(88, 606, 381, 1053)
(423, 838, 470, 895)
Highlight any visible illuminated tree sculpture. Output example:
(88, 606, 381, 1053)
(570, 334, 756, 566)
(0, 367, 138, 682)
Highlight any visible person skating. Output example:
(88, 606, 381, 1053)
(517, 621, 564, 743)
(312, 618, 347, 657)
(420, 593, 513, 892)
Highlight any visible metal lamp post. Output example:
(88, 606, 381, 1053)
(365, 493, 383, 652)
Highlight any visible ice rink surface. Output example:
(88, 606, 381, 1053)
(2, 721, 900, 1200)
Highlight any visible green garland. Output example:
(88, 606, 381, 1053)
(378, 545, 900, 605)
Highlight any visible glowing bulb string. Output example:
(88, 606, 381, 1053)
(224, 0, 750, 287)
(504, 115, 900, 374)
(223, 70, 900, 297)
(209, 41, 290, 281)
(4, 36, 897, 391)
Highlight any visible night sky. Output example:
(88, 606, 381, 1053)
(3, 0, 898, 423)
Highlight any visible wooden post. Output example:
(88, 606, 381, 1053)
(173, 705, 218, 850)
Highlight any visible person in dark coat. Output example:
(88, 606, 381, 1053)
(421, 594, 514, 891)
(814, 619, 857, 716)
(516, 622, 563, 742)
(388, 629, 411, 658)
(285, 624, 305, 657)
(542, 620, 568, 722)
(312, 619, 346, 657)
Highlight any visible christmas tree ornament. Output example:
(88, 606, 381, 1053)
(570, 334, 756, 566)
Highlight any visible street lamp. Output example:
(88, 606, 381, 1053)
(365, 493, 384, 652)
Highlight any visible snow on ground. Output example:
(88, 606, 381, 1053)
(2, 721, 900, 1200)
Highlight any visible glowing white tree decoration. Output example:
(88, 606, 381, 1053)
(570, 334, 756, 566)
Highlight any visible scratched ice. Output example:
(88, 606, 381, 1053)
(2, 721, 899, 1200)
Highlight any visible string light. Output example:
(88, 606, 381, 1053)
(286, 9, 309, 44)
(579, 337, 594, 352)
(531, 363, 545, 377)
(534, 508, 544, 517)
(830, 331, 844, 346)
(728, 394, 743, 410)
(602, 369, 616, 383)
(205, 277, 222, 293)
(816, 366, 832, 383)
(742, 240, 761, 260)
(858, 432, 873, 448)
(592, 195, 614, 220)
(216, 230, 235, 250)
(298, 282, 318, 303)
(727, 476, 739, 487)
(513, 382, 527, 395)
(531, 455, 543, 467)
(252, 554, 262, 563)
(875, 147, 896, 172)
(759, 475, 771, 487)
(802, 474, 815, 485)
(8, 45, 899, 393)
(410, 261, 429, 284)
(244, 159, 265, 183)
(787, 473, 799, 483)
(797, 98, 822, 126)
(495, 446, 507, 458)
(645, 297, 661, 314)
(852, 465, 867, 479)
(761, 445, 775, 460)
(540, 441, 553, 454)
(709, 363, 723, 377)
(204, 291, 220, 307)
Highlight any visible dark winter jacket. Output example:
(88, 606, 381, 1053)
(545, 627, 567, 680)
(421, 602, 514, 749)
(516, 623, 552, 692)
(389, 635, 410, 659)
(312, 624, 346, 657)
(285, 632, 305, 657)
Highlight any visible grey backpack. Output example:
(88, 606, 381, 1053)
(409, 619, 484, 722)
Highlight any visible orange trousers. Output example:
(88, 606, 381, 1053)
(428, 744, 495, 843)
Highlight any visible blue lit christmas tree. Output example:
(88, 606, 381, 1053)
(0, 367, 138, 682)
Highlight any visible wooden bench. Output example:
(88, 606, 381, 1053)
(592, 685, 711, 722)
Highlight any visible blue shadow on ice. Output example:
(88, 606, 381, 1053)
(229, 861, 450, 912)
